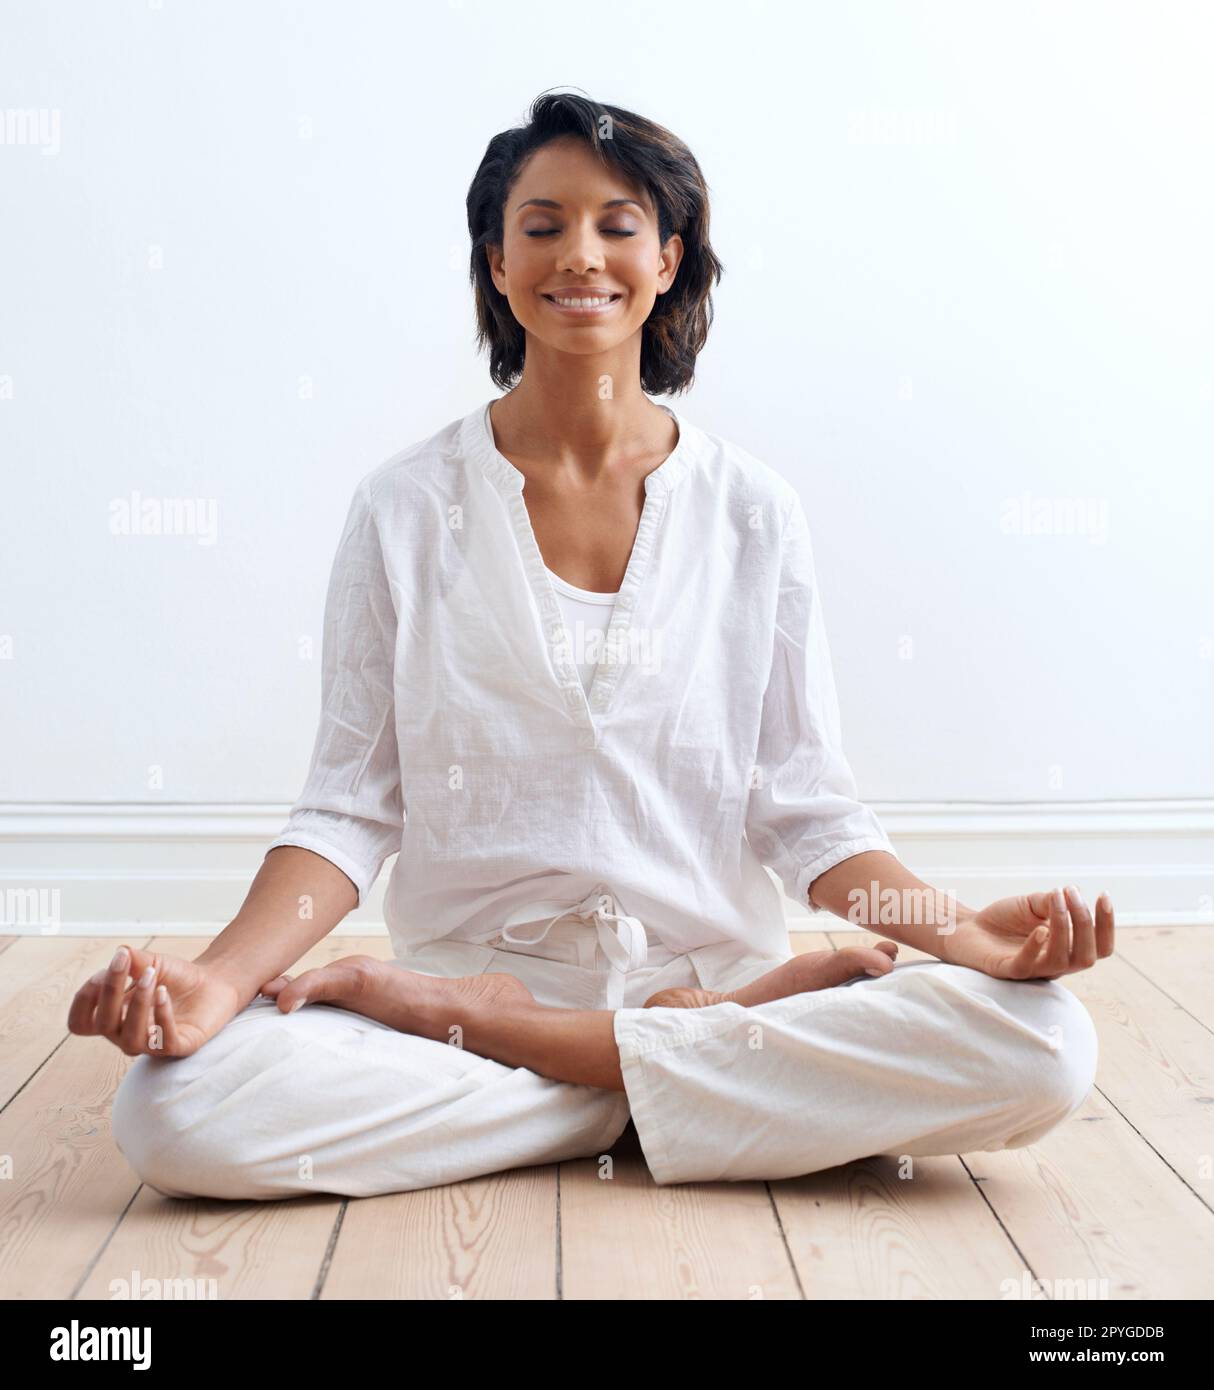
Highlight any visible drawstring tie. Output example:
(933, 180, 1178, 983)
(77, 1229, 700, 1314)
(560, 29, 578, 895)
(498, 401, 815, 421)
(497, 885, 649, 1009)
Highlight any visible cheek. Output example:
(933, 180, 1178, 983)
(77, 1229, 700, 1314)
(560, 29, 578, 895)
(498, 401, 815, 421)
(501, 234, 547, 282)
(620, 285, 658, 322)
(617, 241, 662, 280)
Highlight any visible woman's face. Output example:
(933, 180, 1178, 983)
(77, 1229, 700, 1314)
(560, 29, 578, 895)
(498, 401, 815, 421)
(487, 135, 683, 358)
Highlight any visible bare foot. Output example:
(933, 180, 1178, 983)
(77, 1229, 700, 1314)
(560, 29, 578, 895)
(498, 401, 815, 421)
(258, 955, 538, 1041)
(643, 942, 900, 1010)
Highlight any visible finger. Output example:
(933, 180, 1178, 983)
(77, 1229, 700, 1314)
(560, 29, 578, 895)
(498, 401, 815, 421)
(68, 969, 111, 1035)
(150, 984, 184, 1056)
(1024, 890, 1054, 921)
(120, 963, 158, 1054)
(1095, 892, 1116, 957)
(1009, 922, 1051, 978)
(874, 941, 899, 959)
(836, 947, 897, 982)
(276, 959, 375, 1013)
(275, 967, 326, 1014)
(1065, 884, 1096, 969)
(1041, 887, 1072, 975)
(95, 946, 137, 1034)
(259, 974, 292, 999)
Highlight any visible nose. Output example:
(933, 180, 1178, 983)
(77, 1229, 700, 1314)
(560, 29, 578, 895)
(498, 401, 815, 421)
(555, 214, 606, 277)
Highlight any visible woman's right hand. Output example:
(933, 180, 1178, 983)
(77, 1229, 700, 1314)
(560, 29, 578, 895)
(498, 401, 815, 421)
(67, 945, 243, 1059)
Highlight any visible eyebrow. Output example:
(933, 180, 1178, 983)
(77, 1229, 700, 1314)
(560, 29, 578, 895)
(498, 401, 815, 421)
(514, 198, 646, 213)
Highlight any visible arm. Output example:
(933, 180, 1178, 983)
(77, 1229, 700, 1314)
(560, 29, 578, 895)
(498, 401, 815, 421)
(744, 491, 899, 910)
(193, 845, 358, 1011)
(222, 473, 403, 999)
(67, 846, 361, 1058)
(68, 476, 405, 1058)
(240, 472, 404, 986)
(261, 473, 404, 909)
(747, 493, 1115, 981)
(808, 848, 978, 953)
(807, 845, 1117, 982)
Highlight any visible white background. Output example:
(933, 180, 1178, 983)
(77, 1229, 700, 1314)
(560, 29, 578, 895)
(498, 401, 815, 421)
(2, 0, 1211, 827)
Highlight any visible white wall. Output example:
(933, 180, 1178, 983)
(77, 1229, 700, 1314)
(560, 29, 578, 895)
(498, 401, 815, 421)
(2, 1, 1211, 926)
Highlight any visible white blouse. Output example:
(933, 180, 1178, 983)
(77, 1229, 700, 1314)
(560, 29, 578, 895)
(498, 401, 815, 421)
(265, 399, 896, 996)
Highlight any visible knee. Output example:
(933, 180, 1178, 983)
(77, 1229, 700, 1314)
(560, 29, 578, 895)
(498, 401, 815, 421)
(910, 963, 1099, 1146)
(111, 1056, 189, 1197)
(1003, 980, 1099, 1145)
(111, 1054, 248, 1201)
(1041, 982, 1099, 1112)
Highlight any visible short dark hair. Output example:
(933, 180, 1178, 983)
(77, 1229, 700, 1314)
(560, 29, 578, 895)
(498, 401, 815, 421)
(466, 91, 724, 396)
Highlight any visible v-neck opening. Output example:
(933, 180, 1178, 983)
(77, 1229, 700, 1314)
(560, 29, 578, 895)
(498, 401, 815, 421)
(469, 398, 699, 746)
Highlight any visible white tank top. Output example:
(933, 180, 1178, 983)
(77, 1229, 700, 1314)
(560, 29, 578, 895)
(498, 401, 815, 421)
(545, 566, 618, 695)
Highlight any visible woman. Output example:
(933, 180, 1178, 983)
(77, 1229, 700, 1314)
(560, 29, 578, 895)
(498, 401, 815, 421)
(75, 93, 1111, 1200)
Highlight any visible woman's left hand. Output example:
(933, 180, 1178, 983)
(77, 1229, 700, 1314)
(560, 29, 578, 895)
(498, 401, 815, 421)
(937, 885, 1115, 980)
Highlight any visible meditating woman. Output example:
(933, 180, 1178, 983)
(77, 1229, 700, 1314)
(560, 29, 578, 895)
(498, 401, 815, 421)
(72, 93, 1110, 1199)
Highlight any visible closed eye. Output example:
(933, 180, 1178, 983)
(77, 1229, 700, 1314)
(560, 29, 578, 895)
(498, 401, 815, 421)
(525, 229, 636, 238)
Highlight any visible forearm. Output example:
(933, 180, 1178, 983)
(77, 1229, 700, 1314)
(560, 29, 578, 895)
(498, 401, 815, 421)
(807, 850, 979, 958)
(194, 846, 357, 1010)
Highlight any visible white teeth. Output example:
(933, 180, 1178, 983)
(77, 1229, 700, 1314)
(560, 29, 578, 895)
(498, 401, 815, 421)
(548, 295, 616, 308)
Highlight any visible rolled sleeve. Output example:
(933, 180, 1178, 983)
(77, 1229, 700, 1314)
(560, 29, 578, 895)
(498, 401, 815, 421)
(745, 492, 896, 908)
(265, 475, 404, 909)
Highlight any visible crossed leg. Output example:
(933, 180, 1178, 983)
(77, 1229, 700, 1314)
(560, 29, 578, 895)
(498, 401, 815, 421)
(110, 987, 630, 1201)
(257, 953, 1097, 1184)
(112, 954, 1097, 1197)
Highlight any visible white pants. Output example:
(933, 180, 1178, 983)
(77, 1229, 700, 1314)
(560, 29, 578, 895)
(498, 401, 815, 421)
(110, 920, 1099, 1200)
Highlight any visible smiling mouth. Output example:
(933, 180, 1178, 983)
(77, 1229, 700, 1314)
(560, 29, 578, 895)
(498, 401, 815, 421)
(541, 292, 623, 312)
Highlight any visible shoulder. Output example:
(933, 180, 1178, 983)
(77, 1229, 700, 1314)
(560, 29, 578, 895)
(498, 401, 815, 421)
(356, 411, 468, 512)
(681, 416, 803, 527)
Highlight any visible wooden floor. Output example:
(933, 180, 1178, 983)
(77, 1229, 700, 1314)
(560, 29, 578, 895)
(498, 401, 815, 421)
(1, 927, 1212, 1300)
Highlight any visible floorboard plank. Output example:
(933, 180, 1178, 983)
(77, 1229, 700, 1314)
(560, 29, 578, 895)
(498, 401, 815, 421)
(0, 1030, 144, 1298)
(771, 1155, 1028, 1299)
(1061, 956, 1214, 1215)
(75, 1189, 341, 1300)
(560, 1125, 801, 1299)
(965, 1085, 1214, 1299)
(1113, 925, 1214, 1031)
(0, 936, 160, 1298)
(322, 1167, 558, 1299)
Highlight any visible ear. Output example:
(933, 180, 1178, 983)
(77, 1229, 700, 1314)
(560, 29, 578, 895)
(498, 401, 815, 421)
(484, 243, 508, 297)
(657, 232, 684, 294)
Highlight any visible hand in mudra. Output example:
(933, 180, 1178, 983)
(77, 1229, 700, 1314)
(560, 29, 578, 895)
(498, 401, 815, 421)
(68, 946, 242, 1059)
(937, 885, 1115, 980)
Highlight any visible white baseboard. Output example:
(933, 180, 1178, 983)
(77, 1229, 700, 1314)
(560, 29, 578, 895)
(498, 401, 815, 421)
(1, 800, 1211, 936)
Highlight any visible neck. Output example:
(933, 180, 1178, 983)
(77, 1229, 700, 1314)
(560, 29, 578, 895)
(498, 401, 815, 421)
(490, 357, 673, 480)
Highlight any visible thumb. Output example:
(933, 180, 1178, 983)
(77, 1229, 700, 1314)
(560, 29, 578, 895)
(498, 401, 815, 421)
(833, 946, 897, 984)
(273, 966, 346, 1015)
